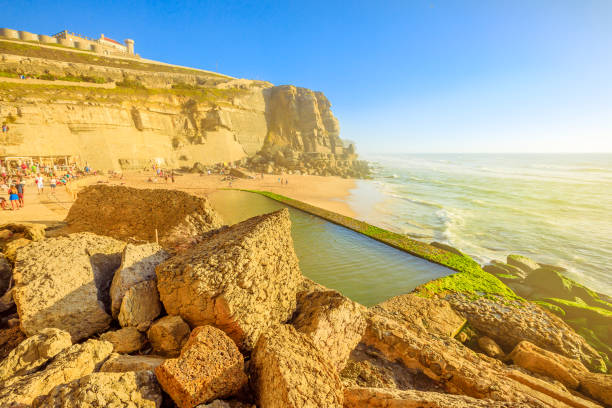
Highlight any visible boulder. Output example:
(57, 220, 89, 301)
(157, 209, 302, 351)
(110, 243, 169, 318)
(32, 370, 162, 408)
(0, 328, 71, 384)
(0, 254, 11, 296)
(444, 293, 606, 373)
(63, 185, 223, 249)
(506, 254, 540, 274)
(251, 324, 343, 408)
(0, 222, 46, 241)
(477, 336, 505, 359)
(148, 315, 191, 357)
(292, 290, 366, 371)
(508, 341, 588, 390)
(101, 353, 167, 373)
(524, 267, 606, 309)
(343, 387, 512, 408)
(155, 326, 248, 408)
(12, 233, 125, 341)
(0, 339, 113, 406)
(100, 327, 146, 353)
(371, 293, 465, 338)
(3, 237, 31, 262)
(118, 280, 162, 328)
(577, 372, 612, 407)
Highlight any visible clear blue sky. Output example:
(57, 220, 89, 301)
(5, 0, 612, 153)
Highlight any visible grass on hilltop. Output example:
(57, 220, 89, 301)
(243, 189, 520, 301)
(0, 39, 230, 79)
(0, 81, 247, 105)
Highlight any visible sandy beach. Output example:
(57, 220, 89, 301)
(0, 171, 357, 225)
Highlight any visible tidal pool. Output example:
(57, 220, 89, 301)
(207, 190, 453, 306)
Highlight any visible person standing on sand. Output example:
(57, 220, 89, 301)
(36, 175, 44, 194)
(9, 185, 19, 210)
(50, 176, 57, 193)
(171, 170, 175, 183)
(16, 178, 25, 207)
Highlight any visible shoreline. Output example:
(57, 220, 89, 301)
(0, 171, 358, 225)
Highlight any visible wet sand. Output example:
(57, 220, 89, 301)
(0, 171, 357, 225)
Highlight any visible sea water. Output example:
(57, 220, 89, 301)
(355, 153, 612, 296)
(207, 190, 452, 306)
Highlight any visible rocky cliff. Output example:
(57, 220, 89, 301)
(0, 40, 365, 175)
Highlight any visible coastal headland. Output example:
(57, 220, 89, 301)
(0, 29, 610, 408)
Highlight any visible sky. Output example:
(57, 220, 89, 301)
(4, 0, 612, 153)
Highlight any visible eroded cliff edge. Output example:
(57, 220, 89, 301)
(0, 41, 365, 175)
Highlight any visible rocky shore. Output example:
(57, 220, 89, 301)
(0, 185, 610, 407)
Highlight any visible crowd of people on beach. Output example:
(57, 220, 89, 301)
(0, 160, 94, 211)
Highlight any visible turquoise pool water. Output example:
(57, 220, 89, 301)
(207, 190, 453, 306)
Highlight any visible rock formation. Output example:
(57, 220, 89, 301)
(147, 315, 191, 357)
(0, 48, 366, 174)
(292, 290, 367, 371)
(156, 209, 302, 351)
(343, 387, 514, 408)
(118, 280, 162, 328)
(444, 293, 605, 373)
(12, 232, 125, 341)
(110, 243, 169, 318)
(371, 293, 466, 338)
(101, 353, 167, 373)
(155, 325, 248, 408)
(251, 324, 344, 408)
(0, 328, 71, 384)
(64, 185, 223, 249)
(100, 327, 146, 353)
(0, 338, 113, 406)
(32, 370, 163, 408)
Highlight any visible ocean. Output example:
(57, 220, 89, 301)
(349, 153, 612, 296)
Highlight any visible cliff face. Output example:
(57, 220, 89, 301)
(0, 49, 356, 172)
(264, 85, 342, 154)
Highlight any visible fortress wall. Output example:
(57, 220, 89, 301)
(0, 28, 19, 39)
(58, 38, 73, 47)
(38, 35, 57, 44)
(91, 44, 101, 53)
(18, 31, 39, 42)
(74, 41, 91, 51)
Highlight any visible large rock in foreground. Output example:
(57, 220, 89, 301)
(64, 185, 223, 249)
(12, 232, 125, 341)
(251, 324, 343, 408)
(157, 209, 302, 351)
(292, 290, 366, 371)
(155, 326, 248, 408)
(32, 370, 162, 408)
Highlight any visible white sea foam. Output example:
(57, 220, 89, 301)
(357, 153, 612, 296)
